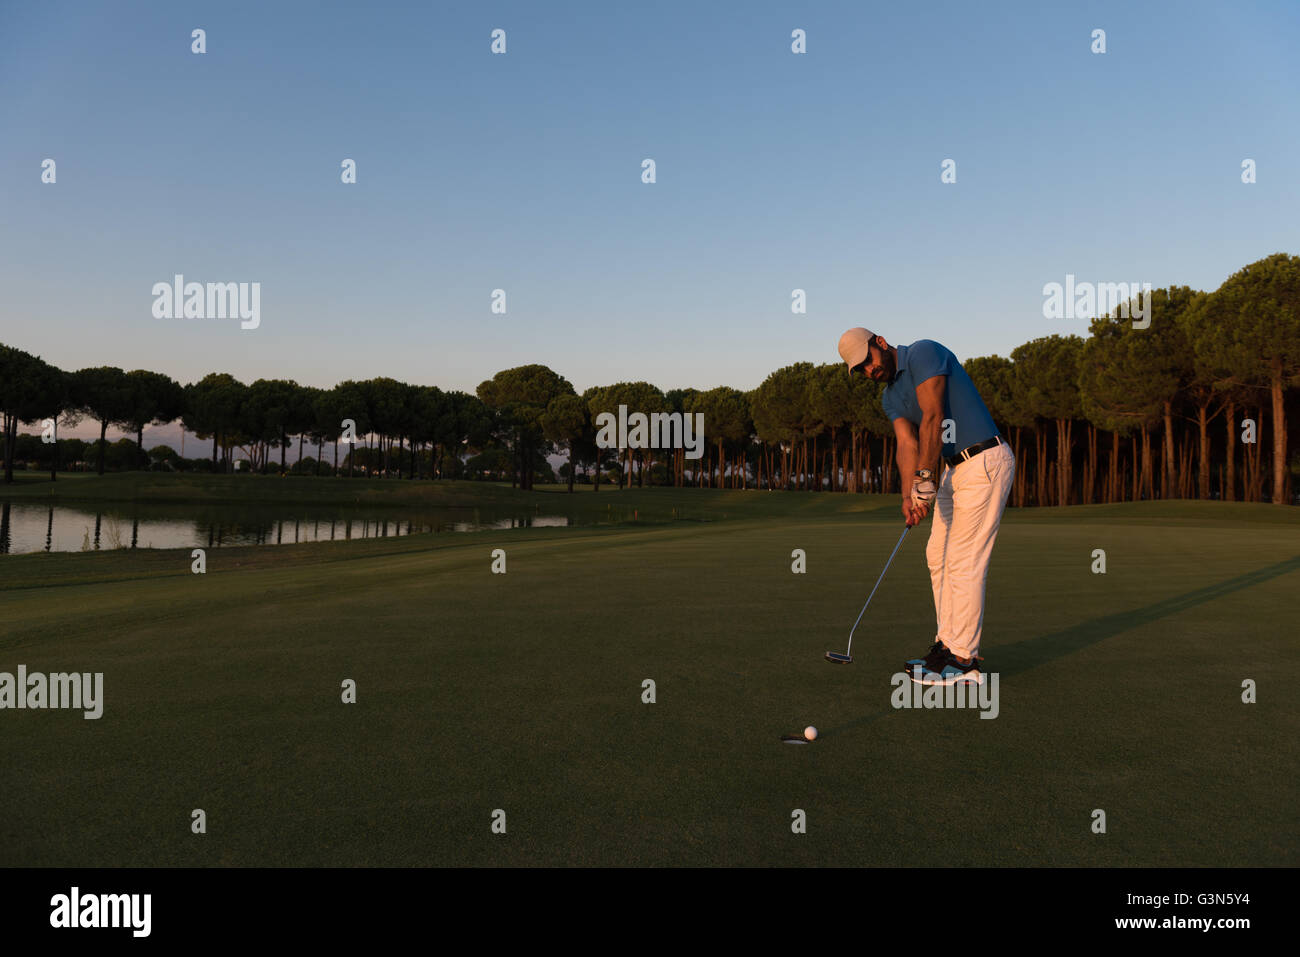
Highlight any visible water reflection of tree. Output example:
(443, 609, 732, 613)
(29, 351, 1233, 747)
(195, 509, 275, 548)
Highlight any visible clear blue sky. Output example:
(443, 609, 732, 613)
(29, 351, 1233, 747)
(3, 0, 1298, 403)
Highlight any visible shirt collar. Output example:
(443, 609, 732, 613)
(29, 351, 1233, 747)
(891, 343, 907, 383)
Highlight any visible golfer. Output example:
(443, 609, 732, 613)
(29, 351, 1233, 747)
(837, 328, 1015, 686)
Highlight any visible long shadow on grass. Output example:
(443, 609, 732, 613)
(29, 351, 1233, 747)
(995, 553, 1300, 678)
(822, 553, 1300, 738)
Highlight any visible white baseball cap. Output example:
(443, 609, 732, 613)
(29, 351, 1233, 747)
(837, 327, 877, 371)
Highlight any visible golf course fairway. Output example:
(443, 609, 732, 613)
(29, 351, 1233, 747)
(2, 480, 1296, 867)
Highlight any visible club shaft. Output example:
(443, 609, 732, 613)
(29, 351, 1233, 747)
(845, 524, 910, 656)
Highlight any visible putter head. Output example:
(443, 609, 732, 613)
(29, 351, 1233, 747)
(824, 652, 853, 664)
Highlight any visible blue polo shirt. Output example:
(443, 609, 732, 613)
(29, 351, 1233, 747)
(881, 340, 1000, 458)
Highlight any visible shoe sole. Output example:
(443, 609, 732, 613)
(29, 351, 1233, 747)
(909, 671, 984, 686)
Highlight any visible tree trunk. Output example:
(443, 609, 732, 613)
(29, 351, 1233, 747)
(1055, 417, 1074, 507)
(1225, 400, 1236, 502)
(1140, 425, 1153, 501)
(863, 436, 872, 494)
(1178, 435, 1193, 498)
(860, 431, 869, 493)
(1249, 405, 1265, 502)
(1010, 427, 1023, 507)
(855, 436, 863, 492)
(1035, 429, 1047, 507)
(98, 419, 108, 475)
(883, 435, 895, 495)
(1162, 401, 1175, 499)
(1270, 362, 1286, 505)
(1131, 433, 1139, 501)
(849, 430, 859, 493)
(2, 414, 13, 484)
(1197, 404, 1210, 499)
(1084, 423, 1097, 505)
(280, 430, 287, 475)
(1109, 431, 1119, 505)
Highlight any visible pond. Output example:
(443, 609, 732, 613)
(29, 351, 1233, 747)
(0, 500, 572, 555)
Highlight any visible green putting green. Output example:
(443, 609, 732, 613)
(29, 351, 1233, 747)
(1, 480, 1296, 866)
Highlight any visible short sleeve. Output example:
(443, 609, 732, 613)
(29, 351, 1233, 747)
(908, 339, 950, 383)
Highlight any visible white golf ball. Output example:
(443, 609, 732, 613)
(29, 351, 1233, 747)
(804, 726, 818, 741)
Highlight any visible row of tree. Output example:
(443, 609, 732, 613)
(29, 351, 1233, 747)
(2, 254, 1297, 504)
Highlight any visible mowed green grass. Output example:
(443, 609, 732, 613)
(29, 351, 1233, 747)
(1, 484, 1297, 866)
(0, 471, 786, 521)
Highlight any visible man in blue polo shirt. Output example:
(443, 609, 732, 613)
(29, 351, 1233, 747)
(837, 328, 1015, 686)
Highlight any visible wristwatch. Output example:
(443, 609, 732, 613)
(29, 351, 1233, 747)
(915, 468, 934, 481)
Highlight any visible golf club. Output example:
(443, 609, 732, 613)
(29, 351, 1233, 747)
(825, 522, 912, 663)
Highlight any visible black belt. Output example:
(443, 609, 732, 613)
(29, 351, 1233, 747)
(943, 435, 1005, 468)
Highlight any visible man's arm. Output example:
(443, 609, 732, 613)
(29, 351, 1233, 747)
(893, 416, 918, 486)
(892, 417, 925, 524)
(915, 374, 947, 477)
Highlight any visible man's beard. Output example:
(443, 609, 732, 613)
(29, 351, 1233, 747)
(880, 349, 895, 381)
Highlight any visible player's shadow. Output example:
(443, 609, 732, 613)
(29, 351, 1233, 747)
(821, 553, 1300, 738)
(995, 552, 1300, 678)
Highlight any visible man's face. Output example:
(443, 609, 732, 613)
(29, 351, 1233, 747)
(855, 340, 895, 382)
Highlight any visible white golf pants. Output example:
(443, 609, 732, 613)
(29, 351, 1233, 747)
(926, 439, 1015, 661)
